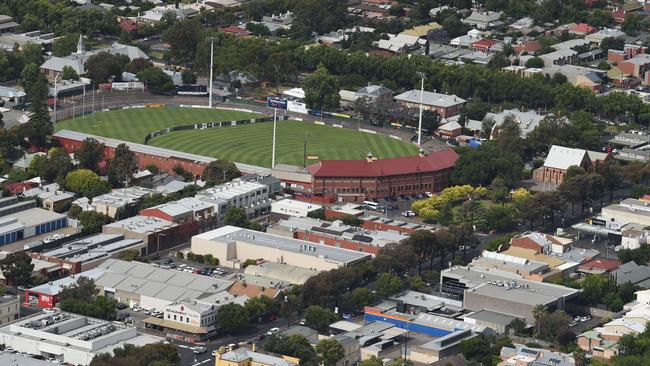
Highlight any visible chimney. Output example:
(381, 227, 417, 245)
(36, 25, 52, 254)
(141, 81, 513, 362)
(252, 343, 257, 352)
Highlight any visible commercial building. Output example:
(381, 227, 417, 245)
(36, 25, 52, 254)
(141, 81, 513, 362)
(191, 226, 371, 271)
(271, 199, 322, 220)
(361, 216, 435, 235)
(394, 90, 466, 118)
(0, 197, 68, 246)
(144, 295, 247, 342)
(26, 259, 234, 310)
(355, 84, 393, 103)
(0, 295, 19, 325)
(91, 186, 156, 218)
(54, 130, 270, 178)
(140, 197, 215, 225)
(243, 262, 319, 285)
(215, 347, 298, 366)
(195, 179, 272, 221)
(102, 215, 190, 254)
(307, 149, 458, 203)
(500, 344, 576, 365)
(0, 311, 162, 365)
(510, 232, 572, 255)
(440, 265, 580, 324)
(29, 234, 147, 274)
(602, 198, 650, 227)
(268, 216, 408, 255)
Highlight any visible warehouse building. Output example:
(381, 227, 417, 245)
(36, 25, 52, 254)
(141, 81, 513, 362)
(191, 226, 371, 271)
(440, 266, 580, 324)
(102, 215, 192, 254)
(29, 234, 147, 274)
(0, 196, 68, 246)
(25, 259, 234, 310)
(0, 311, 162, 365)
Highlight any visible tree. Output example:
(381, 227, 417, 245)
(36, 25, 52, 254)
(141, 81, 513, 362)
(403, 229, 436, 275)
(303, 65, 340, 111)
(291, 0, 347, 35)
(588, 9, 613, 28)
(581, 274, 609, 306)
(52, 33, 80, 57)
(317, 339, 345, 366)
(304, 305, 338, 333)
(524, 57, 544, 68)
(218, 303, 249, 333)
(76, 138, 105, 173)
(375, 272, 404, 297)
(459, 335, 493, 365)
(600, 37, 625, 52)
(348, 288, 375, 309)
(487, 51, 509, 70)
(79, 211, 112, 234)
(89, 343, 179, 366)
(65, 169, 111, 198)
(137, 67, 174, 93)
(59, 276, 99, 301)
(486, 206, 517, 232)
(62, 65, 80, 81)
(537, 310, 572, 344)
(265, 334, 318, 364)
(125, 58, 153, 74)
(265, 52, 297, 92)
(601, 161, 624, 200)
(164, 18, 201, 64)
(21, 63, 48, 103)
(621, 13, 643, 35)
(490, 177, 508, 205)
(359, 357, 384, 366)
(0, 252, 34, 287)
(202, 160, 240, 184)
(181, 69, 197, 84)
(108, 144, 137, 186)
(223, 207, 250, 228)
(532, 304, 547, 337)
(85, 52, 127, 83)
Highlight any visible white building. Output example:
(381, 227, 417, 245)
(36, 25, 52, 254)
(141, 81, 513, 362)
(271, 199, 322, 218)
(0, 311, 162, 365)
(91, 186, 156, 218)
(195, 179, 271, 220)
(191, 226, 371, 271)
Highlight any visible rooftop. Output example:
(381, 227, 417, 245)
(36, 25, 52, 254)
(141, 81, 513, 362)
(307, 149, 458, 178)
(219, 348, 296, 366)
(243, 262, 319, 285)
(195, 226, 371, 265)
(104, 215, 177, 234)
(543, 145, 589, 170)
(464, 310, 521, 326)
(394, 90, 466, 108)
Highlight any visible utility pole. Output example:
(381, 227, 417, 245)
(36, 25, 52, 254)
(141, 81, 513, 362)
(271, 107, 277, 168)
(207, 36, 215, 108)
(416, 71, 425, 148)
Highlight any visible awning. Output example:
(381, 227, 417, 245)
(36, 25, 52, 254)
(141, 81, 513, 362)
(142, 316, 208, 334)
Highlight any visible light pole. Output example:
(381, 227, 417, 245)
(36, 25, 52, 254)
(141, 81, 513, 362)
(416, 71, 425, 147)
(207, 36, 215, 108)
(53, 72, 61, 123)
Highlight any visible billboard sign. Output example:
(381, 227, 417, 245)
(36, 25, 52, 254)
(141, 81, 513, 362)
(267, 97, 288, 110)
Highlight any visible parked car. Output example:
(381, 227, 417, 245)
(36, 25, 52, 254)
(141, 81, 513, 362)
(116, 303, 128, 310)
(266, 327, 280, 336)
(226, 343, 238, 352)
(193, 346, 207, 354)
(401, 210, 415, 217)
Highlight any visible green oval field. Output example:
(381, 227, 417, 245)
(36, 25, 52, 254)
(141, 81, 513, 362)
(55, 107, 419, 168)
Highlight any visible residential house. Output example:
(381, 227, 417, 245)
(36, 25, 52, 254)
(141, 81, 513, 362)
(620, 228, 648, 250)
(394, 90, 466, 117)
(219, 25, 251, 37)
(461, 11, 503, 30)
(399, 22, 442, 38)
(618, 54, 650, 80)
(0, 15, 19, 34)
(510, 232, 573, 255)
(437, 119, 463, 138)
(139, 197, 215, 225)
(577, 258, 621, 275)
(450, 29, 482, 48)
(585, 28, 626, 45)
(542, 65, 604, 92)
(500, 344, 576, 365)
(375, 33, 425, 54)
(569, 23, 596, 35)
(355, 84, 393, 103)
(613, 261, 650, 289)
(513, 39, 541, 55)
(483, 108, 553, 139)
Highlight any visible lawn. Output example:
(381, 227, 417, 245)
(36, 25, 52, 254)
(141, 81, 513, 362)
(148, 120, 419, 167)
(55, 107, 419, 168)
(55, 107, 262, 143)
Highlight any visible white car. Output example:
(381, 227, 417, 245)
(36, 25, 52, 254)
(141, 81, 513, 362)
(401, 210, 415, 217)
(266, 327, 280, 336)
(193, 346, 207, 354)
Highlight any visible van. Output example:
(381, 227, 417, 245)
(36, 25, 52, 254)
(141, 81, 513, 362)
(362, 201, 379, 210)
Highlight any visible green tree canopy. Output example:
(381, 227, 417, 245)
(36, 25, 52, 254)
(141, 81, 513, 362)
(218, 303, 249, 333)
(316, 338, 345, 366)
(0, 252, 34, 287)
(202, 160, 240, 184)
(137, 67, 174, 93)
(303, 65, 340, 110)
(65, 169, 111, 198)
(304, 305, 338, 333)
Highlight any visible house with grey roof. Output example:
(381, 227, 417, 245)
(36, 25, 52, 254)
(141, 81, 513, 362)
(0, 15, 19, 34)
(355, 84, 393, 103)
(461, 11, 503, 30)
(533, 145, 592, 185)
(484, 108, 556, 139)
(613, 261, 650, 288)
(394, 90, 466, 117)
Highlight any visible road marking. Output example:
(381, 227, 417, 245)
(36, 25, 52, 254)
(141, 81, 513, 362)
(177, 344, 192, 349)
(193, 359, 212, 365)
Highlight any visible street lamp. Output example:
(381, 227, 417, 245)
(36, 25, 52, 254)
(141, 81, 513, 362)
(53, 72, 61, 123)
(415, 71, 425, 147)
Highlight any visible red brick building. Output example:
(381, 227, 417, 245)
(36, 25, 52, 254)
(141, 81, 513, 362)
(307, 149, 458, 203)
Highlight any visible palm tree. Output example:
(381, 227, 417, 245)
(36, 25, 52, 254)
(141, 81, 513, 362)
(533, 304, 547, 337)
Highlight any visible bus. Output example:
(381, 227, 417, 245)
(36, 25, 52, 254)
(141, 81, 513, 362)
(362, 201, 379, 211)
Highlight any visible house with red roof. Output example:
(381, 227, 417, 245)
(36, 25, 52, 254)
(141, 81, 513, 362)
(119, 19, 139, 34)
(219, 25, 251, 37)
(577, 258, 621, 275)
(569, 23, 596, 35)
(513, 40, 541, 55)
(307, 149, 458, 203)
(471, 39, 498, 53)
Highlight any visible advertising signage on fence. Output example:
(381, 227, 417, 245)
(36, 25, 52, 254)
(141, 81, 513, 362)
(267, 97, 288, 110)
